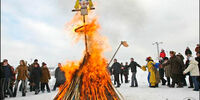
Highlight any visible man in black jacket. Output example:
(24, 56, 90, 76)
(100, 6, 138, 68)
(111, 59, 121, 88)
(1, 59, 13, 97)
(30, 63, 42, 95)
(28, 59, 40, 92)
(129, 58, 141, 87)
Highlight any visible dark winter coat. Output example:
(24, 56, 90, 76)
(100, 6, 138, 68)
(177, 54, 184, 61)
(120, 65, 124, 74)
(163, 56, 185, 75)
(16, 65, 29, 80)
(123, 65, 129, 75)
(28, 63, 40, 72)
(195, 56, 200, 72)
(2, 65, 13, 80)
(41, 67, 51, 83)
(185, 48, 192, 56)
(30, 67, 42, 83)
(55, 67, 66, 84)
(0, 63, 5, 79)
(185, 59, 190, 68)
(111, 62, 121, 74)
(129, 61, 141, 73)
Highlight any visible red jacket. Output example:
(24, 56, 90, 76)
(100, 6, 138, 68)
(160, 52, 166, 58)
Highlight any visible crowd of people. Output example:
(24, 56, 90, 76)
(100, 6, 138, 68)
(0, 59, 66, 100)
(110, 44, 200, 92)
(0, 44, 199, 99)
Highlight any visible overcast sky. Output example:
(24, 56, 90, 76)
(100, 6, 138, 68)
(1, 0, 199, 67)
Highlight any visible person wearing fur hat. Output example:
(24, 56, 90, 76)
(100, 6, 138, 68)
(142, 57, 159, 88)
(162, 51, 185, 88)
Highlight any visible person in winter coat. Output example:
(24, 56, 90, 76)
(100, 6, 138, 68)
(129, 58, 141, 87)
(184, 55, 194, 88)
(142, 57, 159, 88)
(120, 62, 124, 84)
(123, 62, 129, 83)
(110, 59, 121, 88)
(185, 47, 192, 57)
(13, 60, 29, 97)
(28, 59, 40, 92)
(53, 63, 66, 91)
(40, 62, 51, 93)
(158, 60, 166, 85)
(28, 59, 40, 73)
(9, 66, 15, 93)
(163, 51, 185, 88)
(183, 58, 200, 91)
(195, 51, 200, 82)
(30, 63, 42, 95)
(176, 53, 187, 86)
(195, 44, 200, 53)
(195, 51, 200, 72)
(160, 49, 166, 59)
(163, 57, 171, 87)
(0, 62, 5, 100)
(1, 59, 13, 97)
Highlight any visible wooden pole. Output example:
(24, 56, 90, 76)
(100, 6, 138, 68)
(83, 15, 88, 54)
(108, 43, 122, 67)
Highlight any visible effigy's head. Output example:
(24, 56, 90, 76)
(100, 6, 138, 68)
(79, 0, 89, 6)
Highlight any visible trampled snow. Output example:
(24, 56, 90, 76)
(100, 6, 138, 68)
(6, 70, 199, 100)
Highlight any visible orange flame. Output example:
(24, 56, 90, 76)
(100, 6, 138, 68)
(55, 10, 121, 100)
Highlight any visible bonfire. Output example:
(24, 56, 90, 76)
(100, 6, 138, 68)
(54, 1, 123, 100)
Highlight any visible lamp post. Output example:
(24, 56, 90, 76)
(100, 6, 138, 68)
(152, 42, 163, 61)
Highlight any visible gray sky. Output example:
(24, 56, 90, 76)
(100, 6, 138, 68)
(1, 0, 199, 67)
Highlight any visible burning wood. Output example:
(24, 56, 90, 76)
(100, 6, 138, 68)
(54, 0, 123, 100)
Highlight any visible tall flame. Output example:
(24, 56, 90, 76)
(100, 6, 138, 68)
(54, 10, 122, 100)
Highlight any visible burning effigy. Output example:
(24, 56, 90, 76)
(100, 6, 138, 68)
(54, 0, 123, 100)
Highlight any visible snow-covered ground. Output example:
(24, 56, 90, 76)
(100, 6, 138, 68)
(6, 70, 199, 100)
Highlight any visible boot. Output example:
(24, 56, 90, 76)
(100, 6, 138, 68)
(170, 83, 175, 88)
(162, 79, 166, 85)
(22, 92, 26, 97)
(188, 86, 194, 88)
(177, 83, 183, 88)
(167, 83, 170, 87)
(13, 89, 17, 97)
